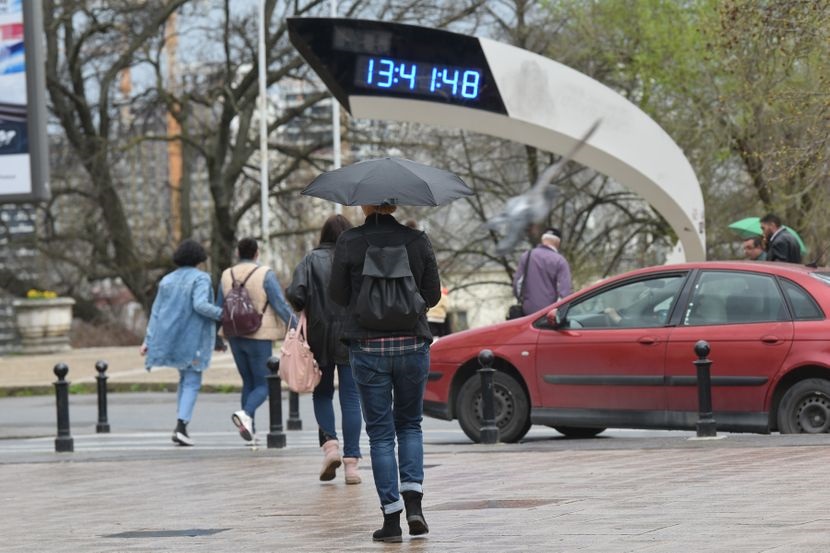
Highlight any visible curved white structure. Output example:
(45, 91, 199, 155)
(289, 19, 706, 261)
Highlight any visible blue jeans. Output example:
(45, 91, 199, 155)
(177, 368, 202, 422)
(228, 337, 273, 423)
(350, 343, 430, 514)
(313, 364, 363, 458)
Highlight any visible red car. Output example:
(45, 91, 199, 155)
(425, 262, 830, 442)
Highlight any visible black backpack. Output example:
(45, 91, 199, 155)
(221, 266, 267, 337)
(355, 233, 427, 331)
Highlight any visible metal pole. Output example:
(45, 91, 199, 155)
(330, 0, 342, 215)
(287, 391, 302, 430)
(53, 363, 73, 452)
(477, 349, 499, 444)
(694, 340, 717, 438)
(95, 360, 110, 433)
(258, 0, 270, 251)
(266, 357, 286, 448)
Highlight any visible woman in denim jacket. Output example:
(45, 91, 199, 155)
(141, 239, 223, 446)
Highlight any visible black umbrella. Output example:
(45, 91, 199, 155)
(301, 157, 473, 206)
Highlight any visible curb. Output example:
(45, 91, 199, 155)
(0, 382, 243, 398)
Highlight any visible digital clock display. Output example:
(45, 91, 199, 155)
(287, 18, 507, 115)
(354, 55, 482, 101)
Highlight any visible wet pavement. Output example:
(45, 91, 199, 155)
(3, 392, 830, 551)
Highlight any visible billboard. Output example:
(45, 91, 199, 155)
(0, 0, 48, 203)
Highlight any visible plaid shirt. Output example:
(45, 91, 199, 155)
(356, 336, 427, 355)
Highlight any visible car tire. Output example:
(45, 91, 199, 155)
(777, 378, 830, 434)
(552, 426, 606, 439)
(456, 371, 531, 443)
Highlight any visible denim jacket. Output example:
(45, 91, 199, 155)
(144, 267, 223, 372)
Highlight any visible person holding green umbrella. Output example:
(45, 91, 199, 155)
(760, 213, 802, 264)
(729, 215, 807, 263)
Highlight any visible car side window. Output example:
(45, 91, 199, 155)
(683, 271, 787, 326)
(780, 279, 823, 320)
(564, 275, 685, 329)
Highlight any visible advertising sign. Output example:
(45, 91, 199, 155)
(0, 0, 48, 203)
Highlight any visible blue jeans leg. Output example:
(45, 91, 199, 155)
(351, 349, 400, 513)
(313, 365, 338, 444)
(177, 368, 202, 423)
(393, 348, 429, 493)
(229, 337, 273, 423)
(337, 364, 363, 459)
(351, 345, 429, 513)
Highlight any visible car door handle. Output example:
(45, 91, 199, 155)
(638, 336, 658, 345)
(761, 335, 781, 344)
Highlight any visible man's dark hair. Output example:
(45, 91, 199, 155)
(319, 214, 353, 245)
(172, 239, 207, 267)
(237, 238, 258, 260)
(745, 236, 763, 248)
(760, 213, 782, 227)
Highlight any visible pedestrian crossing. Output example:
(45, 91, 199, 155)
(0, 428, 480, 455)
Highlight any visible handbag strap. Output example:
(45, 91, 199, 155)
(284, 311, 308, 340)
(517, 248, 534, 302)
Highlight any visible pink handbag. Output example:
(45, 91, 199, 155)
(279, 312, 321, 393)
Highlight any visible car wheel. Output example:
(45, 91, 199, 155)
(456, 371, 531, 443)
(552, 426, 606, 439)
(777, 378, 830, 434)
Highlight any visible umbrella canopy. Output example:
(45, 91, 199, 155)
(301, 157, 473, 207)
(728, 217, 808, 253)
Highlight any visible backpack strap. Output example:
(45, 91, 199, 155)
(239, 265, 262, 287)
(237, 265, 270, 315)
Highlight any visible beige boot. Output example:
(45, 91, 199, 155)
(343, 457, 362, 485)
(320, 439, 341, 481)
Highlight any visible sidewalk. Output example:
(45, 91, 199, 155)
(2, 428, 830, 551)
(0, 346, 245, 392)
(4, 349, 830, 551)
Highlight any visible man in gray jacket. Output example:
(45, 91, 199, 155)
(513, 227, 573, 315)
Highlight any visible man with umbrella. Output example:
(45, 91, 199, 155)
(305, 157, 471, 542)
(760, 213, 802, 264)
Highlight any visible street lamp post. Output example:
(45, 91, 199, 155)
(331, 0, 342, 215)
(258, 0, 270, 253)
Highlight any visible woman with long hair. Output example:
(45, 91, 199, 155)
(287, 214, 363, 483)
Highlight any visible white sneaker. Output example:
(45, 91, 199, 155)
(232, 410, 254, 442)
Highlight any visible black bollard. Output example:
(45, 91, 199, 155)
(95, 360, 110, 433)
(477, 349, 500, 444)
(694, 340, 717, 438)
(53, 363, 74, 452)
(266, 357, 286, 448)
(287, 391, 302, 430)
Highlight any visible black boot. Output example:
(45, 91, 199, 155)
(372, 510, 402, 542)
(402, 491, 429, 536)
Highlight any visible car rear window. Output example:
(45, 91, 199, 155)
(781, 279, 824, 320)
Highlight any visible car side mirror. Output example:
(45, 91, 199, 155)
(546, 307, 564, 329)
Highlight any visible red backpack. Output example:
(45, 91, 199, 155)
(221, 267, 267, 337)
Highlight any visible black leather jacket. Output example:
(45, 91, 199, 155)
(329, 214, 441, 342)
(286, 243, 349, 367)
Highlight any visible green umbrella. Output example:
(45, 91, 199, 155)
(728, 217, 808, 254)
